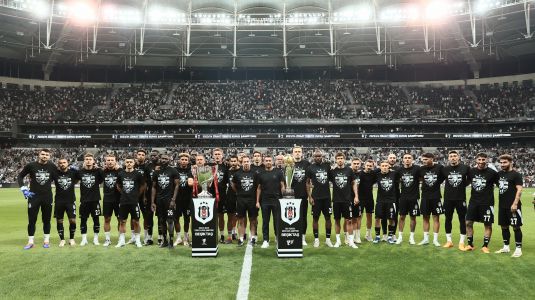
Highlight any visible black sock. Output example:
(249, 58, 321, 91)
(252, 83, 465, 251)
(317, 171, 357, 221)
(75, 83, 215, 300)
(483, 236, 490, 247)
(167, 219, 174, 239)
(326, 227, 331, 238)
(57, 222, 64, 240)
(467, 236, 473, 246)
(501, 227, 510, 246)
(69, 223, 76, 240)
(92, 215, 100, 233)
(381, 218, 387, 235)
(388, 225, 395, 237)
(514, 227, 522, 248)
(80, 218, 88, 234)
(313, 228, 319, 239)
(375, 226, 381, 237)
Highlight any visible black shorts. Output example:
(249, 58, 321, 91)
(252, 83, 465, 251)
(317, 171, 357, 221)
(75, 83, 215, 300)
(236, 197, 258, 219)
(466, 202, 494, 225)
(226, 193, 237, 214)
(420, 198, 444, 216)
(399, 199, 420, 217)
(54, 202, 76, 219)
(312, 197, 332, 218)
(444, 200, 467, 219)
(103, 201, 120, 218)
(177, 199, 192, 219)
(333, 202, 353, 220)
(119, 203, 141, 221)
(156, 199, 176, 220)
(498, 206, 523, 227)
(139, 197, 153, 219)
(216, 195, 228, 213)
(375, 202, 397, 220)
(80, 202, 101, 219)
(351, 202, 362, 218)
(359, 197, 374, 213)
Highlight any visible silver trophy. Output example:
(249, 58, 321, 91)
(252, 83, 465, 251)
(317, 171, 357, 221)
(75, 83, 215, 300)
(192, 164, 218, 198)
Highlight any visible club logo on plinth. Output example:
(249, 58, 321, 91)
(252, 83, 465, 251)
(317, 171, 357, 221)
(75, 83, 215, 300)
(281, 200, 300, 225)
(195, 200, 213, 224)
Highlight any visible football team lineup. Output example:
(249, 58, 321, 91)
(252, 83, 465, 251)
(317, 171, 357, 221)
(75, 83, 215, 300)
(4, 146, 534, 299)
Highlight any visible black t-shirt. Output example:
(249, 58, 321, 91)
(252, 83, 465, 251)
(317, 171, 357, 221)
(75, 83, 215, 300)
(468, 167, 498, 205)
(251, 164, 264, 176)
(399, 165, 420, 200)
(76, 168, 104, 203)
(329, 166, 356, 203)
(232, 169, 257, 200)
(497, 170, 523, 208)
(145, 162, 158, 198)
(419, 164, 444, 200)
(117, 169, 145, 205)
(357, 170, 376, 201)
(103, 168, 122, 203)
(377, 171, 400, 203)
(209, 163, 229, 200)
(291, 160, 310, 198)
(54, 169, 77, 203)
(306, 162, 331, 200)
(227, 168, 240, 198)
(152, 166, 179, 203)
(176, 165, 193, 203)
(257, 168, 284, 204)
(442, 164, 470, 201)
(17, 161, 57, 201)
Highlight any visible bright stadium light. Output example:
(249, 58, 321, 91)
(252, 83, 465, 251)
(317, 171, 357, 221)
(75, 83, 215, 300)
(424, 0, 451, 22)
(70, 1, 97, 24)
(27, 0, 50, 20)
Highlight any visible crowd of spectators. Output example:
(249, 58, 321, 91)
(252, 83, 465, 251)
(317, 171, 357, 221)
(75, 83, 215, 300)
(1, 81, 533, 130)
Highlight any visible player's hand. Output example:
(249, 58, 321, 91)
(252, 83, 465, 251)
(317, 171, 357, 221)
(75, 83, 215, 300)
(354, 197, 360, 206)
(170, 200, 176, 210)
(20, 186, 35, 200)
(309, 197, 314, 205)
(69, 164, 79, 171)
(143, 197, 148, 205)
(151, 202, 157, 212)
(511, 203, 518, 213)
(256, 202, 260, 209)
(155, 166, 160, 171)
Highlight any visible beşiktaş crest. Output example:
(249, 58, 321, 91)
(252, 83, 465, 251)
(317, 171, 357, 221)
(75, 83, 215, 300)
(194, 198, 214, 224)
(280, 199, 300, 225)
(380, 177, 393, 191)
(36, 169, 50, 185)
(424, 171, 438, 186)
(448, 171, 463, 187)
(158, 174, 170, 189)
(123, 178, 135, 193)
(498, 177, 509, 194)
(57, 176, 72, 190)
(293, 167, 306, 183)
(105, 174, 117, 188)
(401, 172, 414, 187)
(472, 174, 487, 192)
(241, 176, 254, 191)
(315, 170, 328, 184)
(82, 174, 96, 188)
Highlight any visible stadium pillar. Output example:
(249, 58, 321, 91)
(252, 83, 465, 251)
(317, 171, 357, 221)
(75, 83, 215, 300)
(283, 2, 288, 71)
(524, 0, 533, 39)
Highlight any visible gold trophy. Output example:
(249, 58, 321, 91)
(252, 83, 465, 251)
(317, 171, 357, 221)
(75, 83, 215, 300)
(191, 165, 218, 198)
(283, 154, 295, 198)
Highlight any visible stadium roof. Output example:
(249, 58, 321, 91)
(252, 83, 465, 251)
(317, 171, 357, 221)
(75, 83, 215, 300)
(0, 0, 534, 76)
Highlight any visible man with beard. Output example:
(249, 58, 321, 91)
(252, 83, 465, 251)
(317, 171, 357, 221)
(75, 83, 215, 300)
(396, 153, 420, 245)
(495, 154, 524, 257)
(227, 155, 241, 241)
(257, 156, 285, 248)
(151, 154, 180, 248)
(232, 156, 259, 246)
(102, 154, 122, 247)
(53, 158, 78, 247)
(373, 161, 400, 244)
(306, 150, 333, 248)
(76, 153, 104, 246)
(143, 150, 160, 246)
(441, 150, 470, 250)
(329, 152, 359, 249)
(251, 151, 264, 175)
(127, 149, 148, 245)
(116, 157, 145, 248)
(210, 148, 231, 244)
(18, 149, 57, 249)
(175, 153, 194, 246)
(349, 158, 362, 244)
(357, 160, 377, 242)
(418, 152, 444, 247)
(291, 146, 311, 246)
(275, 154, 285, 171)
(463, 153, 498, 253)
(383, 153, 400, 241)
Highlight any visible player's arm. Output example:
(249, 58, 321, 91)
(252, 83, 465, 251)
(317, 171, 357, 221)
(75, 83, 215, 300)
(151, 181, 157, 212)
(116, 177, 122, 193)
(306, 178, 314, 205)
(511, 184, 522, 212)
(171, 178, 180, 209)
(256, 184, 262, 209)
(352, 177, 359, 205)
(231, 180, 238, 193)
(17, 164, 35, 199)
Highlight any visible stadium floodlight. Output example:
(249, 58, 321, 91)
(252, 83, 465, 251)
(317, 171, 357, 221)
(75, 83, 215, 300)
(70, 1, 97, 24)
(424, 0, 451, 23)
(26, 0, 50, 20)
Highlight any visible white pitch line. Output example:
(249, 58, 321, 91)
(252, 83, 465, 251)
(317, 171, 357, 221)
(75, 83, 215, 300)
(236, 244, 253, 300)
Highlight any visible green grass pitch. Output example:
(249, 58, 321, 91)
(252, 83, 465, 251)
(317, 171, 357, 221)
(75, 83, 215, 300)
(0, 188, 534, 299)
